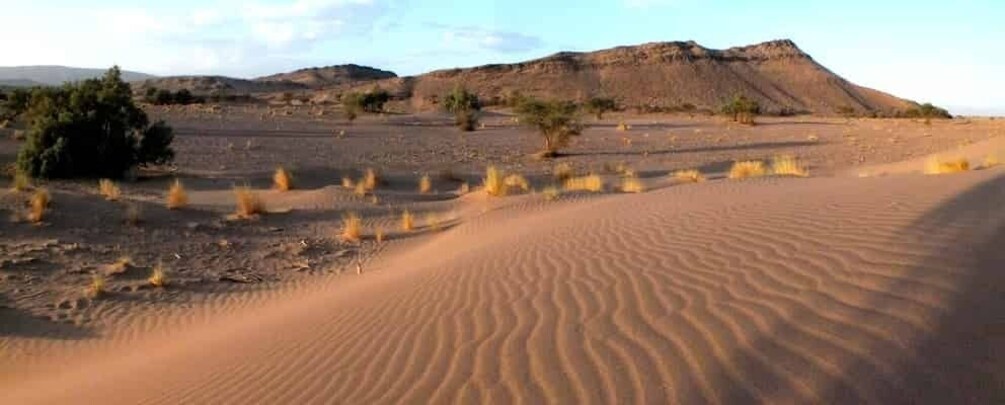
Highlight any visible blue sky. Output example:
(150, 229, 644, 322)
(1, 0, 1002, 114)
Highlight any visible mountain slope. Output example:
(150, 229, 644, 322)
(255, 64, 396, 88)
(0, 65, 154, 85)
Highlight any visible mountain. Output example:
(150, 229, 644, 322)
(255, 64, 397, 88)
(132, 75, 307, 95)
(0, 66, 155, 86)
(375, 39, 912, 114)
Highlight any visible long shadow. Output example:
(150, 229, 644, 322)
(711, 172, 1005, 403)
(564, 140, 822, 157)
(753, 121, 845, 127)
(0, 296, 95, 340)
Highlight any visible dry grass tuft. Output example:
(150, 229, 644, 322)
(672, 169, 705, 183)
(401, 210, 415, 232)
(233, 186, 265, 218)
(99, 179, 121, 201)
(362, 168, 380, 191)
(542, 185, 561, 200)
(620, 175, 645, 193)
(552, 163, 574, 182)
(374, 227, 385, 243)
(563, 175, 604, 192)
(418, 174, 432, 194)
(503, 173, 530, 193)
(85, 275, 106, 298)
(341, 176, 355, 189)
(425, 212, 440, 231)
(148, 262, 168, 287)
(341, 212, 362, 242)
(770, 155, 809, 177)
(925, 156, 970, 175)
(273, 167, 293, 191)
(27, 188, 50, 223)
(106, 256, 133, 275)
(616, 122, 631, 131)
(11, 171, 30, 192)
(483, 166, 507, 196)
(353, 181, 368, 197)
(166, 179, 188, 209)
(123, 203, 142, 226)
(728, 161, 766, 179)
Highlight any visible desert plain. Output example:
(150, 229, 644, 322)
(0, 102, 1003, 403)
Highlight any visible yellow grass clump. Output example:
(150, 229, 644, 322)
(273, 167, 293, 191)
(770, 155, 809, 177)
(616, 121, 631, 131)
(542, 185, 561, 200)
(86, 275, 106, 298)
(233, 186, 265, 218)
(418, 174, 432, 194)
(673, 169, 705, 183)
(354, 181, 368, 197)
(728, 161, 767, 179)
(504, 173, 530, 193)
(620, 175, 645, 193)
(425, 212, 440, 231)
(553, 163, 574, 181)
(563, 175, 604, 192)
(99, 179, 121, 201)
(401, 210, 415, 232)
(483, 166, 507, 196)
(341, 176, 355, 189)
(924, 156, 970, 175)
(148, 262, 168, 287)
(27, 188, 50, 223)
(362, 168, 380, 191)
(11, 171, 30, 192)
(341, 212, 362, 242)
(106, 256, 133, 275)
(374, 227, 385, 243)
(166, 179, 188, 209)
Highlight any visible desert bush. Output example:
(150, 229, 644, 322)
(925, 156, 970, 174)
(374, 227, 385, 243)
(770, 155, 809, 177)
(553, 162, 574, 181)
(585, 97, 617, 120)
(541, 186, 561, 200)
(903, 103, 952, 119)
(341, 212, 362, 242)
(148, 262, 168, 287)
(166, 179, 188, 209)
(10, 170, 30, 191)
(401, 210, 415, 232)
(728, 161, 766, 179)
(835, 105, 857, 118)
(146, 87, 203, 105)
(483, 166, 507, 196)
(419, 174, 432, 193)
(273, 167, 293, 191)
(504, 173, 530, 192)
(342, 89, 390, 115)
(16, 67, 175, 179)
(362, 168, 380, 191)
(233, 186, 265, 218)
(721, 95, 760, 125)
(620, 174, 645, 193)
(341, 176, 355, 188)
(616, 122, 630, 131)
(99, 179, 121, 201)
(516, 98, 583, 157)
(673, 169, 705, 183)
(443, 86, 481, 131)
(563, 175, 604, 192)
(27, 188, 50, 223)
(86, 275, 106, 298)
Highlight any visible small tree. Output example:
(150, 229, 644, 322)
(516, 99, 583, 158)
(721, 95, 760, 125)
(341, 92, 363, 124)
(443, 86, 481, 131)
(16, 66, 174, 179)
(585, 97, 617, 120)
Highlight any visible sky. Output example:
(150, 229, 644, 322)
(1, 0, 1002, 114)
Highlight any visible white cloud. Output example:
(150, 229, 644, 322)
(442, 27, 542, 53)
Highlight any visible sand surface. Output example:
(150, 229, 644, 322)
(2, 109, 1003, 403)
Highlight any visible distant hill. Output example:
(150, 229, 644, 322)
(132, 75, 307, 95)
(348, 39, 912, 115)
(0, 78, 45, 88)
(255, 64, 397, 88)
(0, 66, 155, 86)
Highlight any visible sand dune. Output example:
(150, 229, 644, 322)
(5, 163, 1003, 404)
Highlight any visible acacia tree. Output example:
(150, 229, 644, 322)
(443, 86, 481, 131)
(585, 97, 617, 120)
(16, 66, 174, 179)
(721, 94, 760, 125)
(516, 98, 583, 158)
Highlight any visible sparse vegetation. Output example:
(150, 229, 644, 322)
(374, 227, 385, 243)
(233, 186, 265, 218)
(10, 170, 30, 192)
(673, 169, 705, 183)
(483, 166, 507, 196)
(553, 163, 574, 182)
(903, 103, 952, 119)
(27, 188, 50, 223)
(419, 174, 432, 193)
(542, 186, 561, 200)
(443, 86, 481, 131)
(401, 210, 415, 232)
(99, 179, 121, 201)
(362, 168, 380, 191)
(721, 95, 760, 125)
(925, 156, 970, 174)
(620, 174, 645, 193)
(504, 173, 530, 193)
(585, 97, 617, 120)
(273, 167, 293, 191)
(341, 212, 362, 242)
(342, 176, 355, 189)
(148, 262, 168, 287)
(516, 99, 583, 157)
(86, 274, 106, 298)
(563, 175, 604, 192)
(728, 161, 767, 179)
(342, 88, 390, 115)
(166, 179, 188, 209)
(16, 67, 174, 179)
(770, 155, 809, 177)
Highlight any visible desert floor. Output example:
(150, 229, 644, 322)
(1, 105, 1004, 404)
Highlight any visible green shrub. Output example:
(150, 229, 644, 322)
(443, 86, 481, 131)
(516, 98, 583, 157)
(584, 97, 617, 120)
(342, 88, 390, 116)
(16, 67, 175, 179)
(721, 94, 760, 125)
